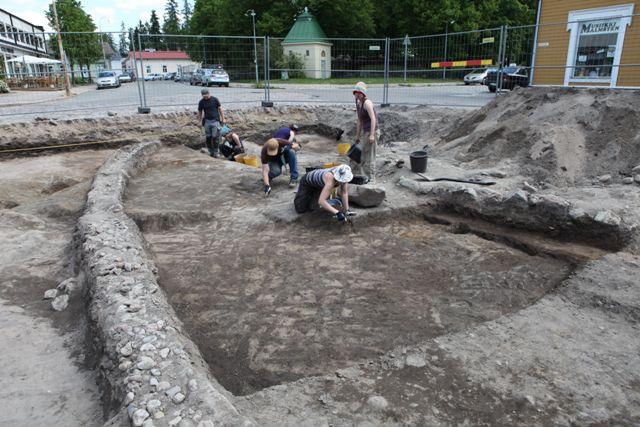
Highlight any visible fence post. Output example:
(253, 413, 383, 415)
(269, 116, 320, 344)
(381, 37, 390, 107)
(130, 29, 144, 111)
(496, 25, 506, 95)
(262, 36, 273, 107)
(137, 33, 150, 114)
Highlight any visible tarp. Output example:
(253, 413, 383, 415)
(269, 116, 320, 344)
(6, 55, 61, 65)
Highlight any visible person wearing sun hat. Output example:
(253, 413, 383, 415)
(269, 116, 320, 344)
(294, 164, 356, 222)
(218, 125, 245, 160)
(352, 81, 379, 182)
(261, 137, 300, 195)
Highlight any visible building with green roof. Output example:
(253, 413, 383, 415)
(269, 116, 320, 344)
(282, 7, 331, 79)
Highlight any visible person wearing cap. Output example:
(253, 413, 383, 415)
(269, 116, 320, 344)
(273, 124, 299, 143)
(352, 81, 379, 182)
(218, 126, 245, 160)
(197, 88, 225, 158)
(261, 137, 300, 195)
(294, 164, 356, 222)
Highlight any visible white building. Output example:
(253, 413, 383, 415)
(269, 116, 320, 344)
(282, 8, 332, 79)
(0, 8, 49, 74)
(125, 50, 198, 76)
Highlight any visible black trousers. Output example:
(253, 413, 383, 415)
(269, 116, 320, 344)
(294, 180, 321, 213)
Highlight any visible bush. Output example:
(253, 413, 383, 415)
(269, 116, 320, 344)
(276, 52, 306, 79)
(0, 80, 9, 93)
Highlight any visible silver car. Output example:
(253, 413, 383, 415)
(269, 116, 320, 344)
(463, 68, 496, 85)
(96, 71, 121, 89)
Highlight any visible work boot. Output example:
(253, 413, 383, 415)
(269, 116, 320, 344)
(289, 178, 298, 188)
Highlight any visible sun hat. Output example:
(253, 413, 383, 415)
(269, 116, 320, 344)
(266, 138, 280, 156)
(353, 81, 367, 96)
(290, 124, 300, 131)
(201, 88, 210, 95)
(332, 164, 353, 183)
(220, 125, 231, 136)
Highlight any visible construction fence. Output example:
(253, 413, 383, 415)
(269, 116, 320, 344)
(1, 14, 638, 118)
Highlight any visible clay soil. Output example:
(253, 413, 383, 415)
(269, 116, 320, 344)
(125, 145, 573, 396)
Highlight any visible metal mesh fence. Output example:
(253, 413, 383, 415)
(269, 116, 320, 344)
(1, 15, 638, 120)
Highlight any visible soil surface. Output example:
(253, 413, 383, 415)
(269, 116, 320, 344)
(125, 145, 575, 396)
(0, 150, 110, 426)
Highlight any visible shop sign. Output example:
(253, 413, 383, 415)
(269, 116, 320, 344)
(581, 19, 620, 35)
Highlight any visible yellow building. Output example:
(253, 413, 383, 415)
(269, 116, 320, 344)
(282, 8, 332, 79)
(532, 1, 638, 87)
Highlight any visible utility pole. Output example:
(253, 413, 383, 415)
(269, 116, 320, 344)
(52, 0, 71, 96)
(246, 9, 259, 85)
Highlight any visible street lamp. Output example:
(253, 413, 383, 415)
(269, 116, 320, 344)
(443, 20, 455, 80)
(245, 9, 259, 85)
(98, 17, 111, 71)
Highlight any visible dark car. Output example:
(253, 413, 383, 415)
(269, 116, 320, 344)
(485, 66, 529, 92)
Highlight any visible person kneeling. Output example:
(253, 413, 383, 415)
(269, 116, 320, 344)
(294, 164, 356, 222)
(261, 138, 300, 195)
(219, 126, 245, 160)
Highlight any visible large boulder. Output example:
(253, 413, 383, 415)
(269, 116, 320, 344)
(350, 184, 386, 207)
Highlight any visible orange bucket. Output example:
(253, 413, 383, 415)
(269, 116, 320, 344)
(323, 162, 339, 169)
(244, 155, 260, 168)
(235, 154, 246, 164)
(337, 143, 350, 156)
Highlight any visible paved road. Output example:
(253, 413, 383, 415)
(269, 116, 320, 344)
(0, 81, 495, 123)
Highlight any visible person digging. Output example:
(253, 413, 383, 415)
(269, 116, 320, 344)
(294, 164, 356, 223)
(197, 88, 225, 158)
(261, 138, 300, 195)
(273, 123, 299, 144)
(352, 81, 379, 182)
(219, 126, 245, 161)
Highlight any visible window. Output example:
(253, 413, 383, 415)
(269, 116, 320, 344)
(306, 50, 309, 56)
(162, 65, 167, 72)
(321, 50, 326, 57)
(565, 4, 635, 86)
(146, 65, 151, 74)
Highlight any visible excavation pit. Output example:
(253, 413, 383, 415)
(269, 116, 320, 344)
(125, 146, 578, 397)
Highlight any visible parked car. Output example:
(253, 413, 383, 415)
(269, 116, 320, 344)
(203, 69, 230, 87)
(189, 68, 206, 85)
(463, 68, 496, 85)
(174, 72, 182, 82)
(144, 73, 163, 81)
(96, 71, 120, 89)
(163, 72, 176, 80)
(485, 66, 529, 92)
(118, 72, 133, 83)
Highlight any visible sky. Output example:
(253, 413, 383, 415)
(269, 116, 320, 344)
(9, 0, 180, 33)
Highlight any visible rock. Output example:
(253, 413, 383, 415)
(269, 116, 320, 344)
(405, 353, 426, 368)
(154, 411, 165, 419)
(525, 395, 535, 406)
(623, 177, 634, 185)
(150, 377, 159, 386)
(598, 174, 612, 184)
(146, 399, 162, 415)
(593, 210, 622, 227)
(367, 395, 389, 410)
(125, 392, 135, 405)
(632, 165, 640, 173)
(142, 420, 156, 427)
(107, 111, 118, 117)
(136, 356, 156, 370)
(43, 289, 58, 300)
(198, 421, 214, 427)
(488, 170, 507, 178)
(504, 190, 529, 210)
(132, 409, 150, 426)
(165, 385, 181, 398)
(150, 368, 161, 376)
(57, 278, 78, 292)
(157, 381, 171, 391)
(350, 184, 386, 207)
(172, 392, 186, 404)
(51, 294, 69, 311)
(635, 175, 640, 184)
(168, 416, 182, 426)
(522, 181, 538, 193)
(140, 343, 156, 352)
(188, 379, 198, 392)
(120, 342, 134, 356)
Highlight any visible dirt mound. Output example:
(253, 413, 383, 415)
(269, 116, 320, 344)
(435, 87, 640, 186)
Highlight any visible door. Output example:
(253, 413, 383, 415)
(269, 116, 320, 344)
(321, 60, 328, 79)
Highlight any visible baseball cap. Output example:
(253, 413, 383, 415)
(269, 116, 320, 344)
(266, 138, 279, 156)
(201, 88, 210, 95)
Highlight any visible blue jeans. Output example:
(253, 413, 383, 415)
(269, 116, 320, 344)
(268, 146, 299, 181)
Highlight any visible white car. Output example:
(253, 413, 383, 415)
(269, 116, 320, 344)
(202, 69, 230, 87)
(144, 73, 163, 81)
(96, 71, 120, 89)
(463, 68, 496, 85)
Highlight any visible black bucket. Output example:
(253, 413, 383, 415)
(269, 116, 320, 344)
(409, 146, 428, 173)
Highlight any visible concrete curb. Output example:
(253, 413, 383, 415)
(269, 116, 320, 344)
(77, 141, 254, 426)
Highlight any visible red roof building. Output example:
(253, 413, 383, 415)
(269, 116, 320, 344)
(124, 50, 198, 76)
(128, 50, 191, 60)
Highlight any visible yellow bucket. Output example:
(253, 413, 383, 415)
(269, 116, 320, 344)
(337, 143, 350, 156)
(234, 154, 246, 164)
(244, 155, 260, 168)
(323, 162, 339, 169)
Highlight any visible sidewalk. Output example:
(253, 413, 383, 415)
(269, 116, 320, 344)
(0, 86, 93, 107)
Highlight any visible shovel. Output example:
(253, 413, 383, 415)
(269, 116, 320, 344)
(415, 172, 496, 186)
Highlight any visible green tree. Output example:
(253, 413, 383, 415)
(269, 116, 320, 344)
(163, 0, 181, 34)
(181, 0, 192, 32)
(46, 0, 102, 82)
(119, 21, 128, 57)
(148, 10, 162, 49)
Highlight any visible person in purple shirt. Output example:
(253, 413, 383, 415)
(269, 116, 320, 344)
(273, 124, 299, 143)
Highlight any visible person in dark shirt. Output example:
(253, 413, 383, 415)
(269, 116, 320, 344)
(218, 126, 245, 160)
(261, 138, 300, 195)
(197, 88, 225, 157)
(273, 124, 299, 143)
